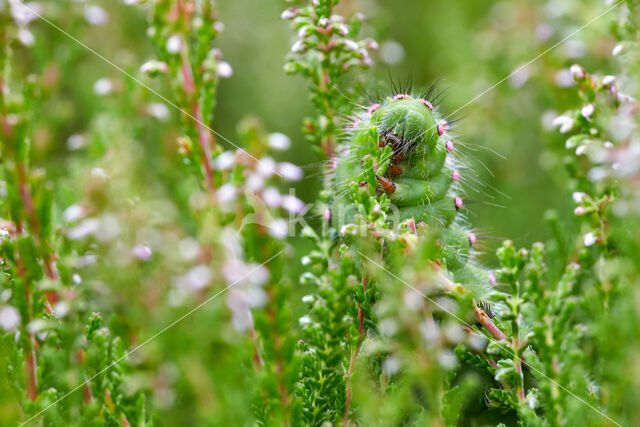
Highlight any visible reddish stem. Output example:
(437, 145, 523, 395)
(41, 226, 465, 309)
(474, 303, 507, 341)
(24, 342, 37, 401)
(248, 323, 264, 368)
(180, 51, 216, 200)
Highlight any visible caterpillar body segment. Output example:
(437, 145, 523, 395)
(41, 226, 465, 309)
(388, 174, 453, 207)
(332, 93, 493, 297)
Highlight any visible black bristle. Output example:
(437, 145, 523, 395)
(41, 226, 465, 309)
(477, 300, 495, 318)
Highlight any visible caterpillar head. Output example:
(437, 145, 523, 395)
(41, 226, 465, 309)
(372, 96, 440, 160)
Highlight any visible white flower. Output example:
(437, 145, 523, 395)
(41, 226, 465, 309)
(244, 288, 268, 308)
(268, 219, 288, 239)
(223, 258, 270, 286)
(535, 23, 553, 41)
(299, 315, 311, 326)
(382, 357, 400, 376)
(257, 157, 276, 177)
(215, 151, 235, 170)
(146, 103, 170, 121)
(216, 183, 236, 204)
(551, 115, 574, 133)
(366, 39, 379, 50)
(602, 75, 616, 87)
(66, 134, 86, 151)
(93, 78, 113, 96)
(17, 28, 34, 46)
(262, 187, 281, 208)
(403, 289, 423, 311)
(94, 214, 120, 243)
(438, 350, 458, 370)
(584, 232, 597, 247)
(63, 204, 85, 222)
(554, 69, 574, 88)
(420, 320, 440, 341)
(268, 132, 291, 150)
(177, 265, 213, 291)
(380, 40, 405, 65)
(217, 61, 233, 78)
(508, 65, 530, 88)
(246, 173, 264, 191)
(9, 1, 41, 26)
(53, 301, 69, 318)
(581, 103, 595, 118)
(213, 21, 225, 33)
(526, 391, 539, 409)
(340, 224, 357, 236)
(468, 334, 487, 351)
(569, 64, 586, 80)
(572, 192, 586, 203)
(84, 5, 109, 26)
(27, 319, 47, 333)
(166, 34, 182, 54)
(301, 295, 314, 304)
(280, 195, 305, 214)
(338, 24, 349, 36)
(280, 8, 297, 20)
(0, 306, 20, 331)
(617, 92, 636, 104)
(318, 17, 329, 27)
(140, 60, 169, 75)
(291, 40, 305, 53)
(574, 204, 586, 215)
(297, 26, 309, 38)
(227, 289, 252, 331)
(66, 218, 100, 240)
(277, 162, 303, 181)
(132, 244, 153, 261)
(343, 39, 359, 51)
(179, 238, 200, 261)
(612, 43, 624, 56)
(444, 323, 464, 343)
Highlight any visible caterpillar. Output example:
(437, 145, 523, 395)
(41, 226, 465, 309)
(331, 89, 494, 297)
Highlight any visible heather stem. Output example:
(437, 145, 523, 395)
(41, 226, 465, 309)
(474, 302, 507, 341)
(343, 275, 368, 424)
(180, 49, 216, 200)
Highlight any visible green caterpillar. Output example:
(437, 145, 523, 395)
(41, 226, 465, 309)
(332, 91, 494, 296)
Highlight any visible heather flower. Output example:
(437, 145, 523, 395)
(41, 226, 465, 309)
(0, 306, 20, 331)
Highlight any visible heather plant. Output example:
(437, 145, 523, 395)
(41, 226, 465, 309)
(1, 0, 640, 426)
